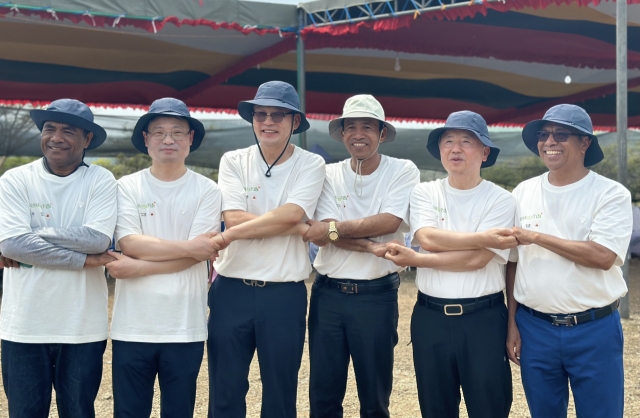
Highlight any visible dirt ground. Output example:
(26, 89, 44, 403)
(0, 259, 638, 417)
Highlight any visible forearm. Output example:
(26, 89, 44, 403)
(336, 214, 402, 239)
(34, 227, 111, 254)
(0, 234, 87, 270)
(506, 261, 518, 322)
(118, 235, 194, 262)
(531, 233, 616, 270)
(134, 258, 201, 277)
(223, 204, 304, 242)
(414, 249, 494, 272)
(416, 228, 487, 252)
(333, 238, 378, 254)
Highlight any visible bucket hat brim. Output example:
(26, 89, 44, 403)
(131, 111, 205, 154)
(328, 111, 397, 143)
(30, 109, 107, 151)
(522, 119, 603, 166)
(427, 126, 500, 168)
(237, 99, 310, 135)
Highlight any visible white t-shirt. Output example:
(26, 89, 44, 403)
(214, 145, 325, 282)
(112, 169, 221, 343)
(0, 160, 117, 343)
(411, 178, 516, 298)
(511, 171, 631, 313)
(313, 155, 420, 280)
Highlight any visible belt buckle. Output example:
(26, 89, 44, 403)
(444, 304, 463, 316)
(339, 283, 357, 294)
(550, 315, 576, 326)
(243, 279, 266, 287)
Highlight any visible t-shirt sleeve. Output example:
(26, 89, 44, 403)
(590, 186, 633, 266)
(409, 183, 438, 246)
(218, 154, 248, 213)
(188, 180, 222, 239)
(115, 177, 143, 242)
(476, 191, 517, 264)
(314, 174, 340, 222)
(83, 169, 117, 239)
(0, 172, 32, 243)
(381, 162, 420, 233)
(285, 154, 326, 220)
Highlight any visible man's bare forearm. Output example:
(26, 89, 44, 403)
(0, 234, 86, 270)
(34, 226, 111, 254)
(413, 249, 495, 271)
(223, 204, 305, 242)
(415, 228, 487, 252)
(136, 258, 201, 277)
(335, 214, 402, 239)
(333, 238, 378, 254)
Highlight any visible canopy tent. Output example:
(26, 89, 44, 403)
(3, 103, 638, 170)
(1, 0, 640, 127)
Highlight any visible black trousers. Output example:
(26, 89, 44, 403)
(308, 274, 399, 418)
(112, 340, 204, 418)
(411, 294, 512, 418)
(207, 275, 307, 418)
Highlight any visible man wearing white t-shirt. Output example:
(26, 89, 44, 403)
(506, 104, 632, 418)
(0, 99, 117, 417)
(208, 81, 325, 418)
(303, 95, 419, 417)
(386, 111, 517, 418)
(105, 98, 221, 418)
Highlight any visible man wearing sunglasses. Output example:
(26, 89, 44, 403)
(208, 81, 325, 418)
(105, 98, 221, 417)
(506, 104, 632, 418)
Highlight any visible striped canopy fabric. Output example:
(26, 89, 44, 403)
(1, 0, 639, 127)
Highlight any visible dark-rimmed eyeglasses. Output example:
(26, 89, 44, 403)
(536, 131, 582, 142)
(252, 111, 293, 123)
(146, 130, 192, 142)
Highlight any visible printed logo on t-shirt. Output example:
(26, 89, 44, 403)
(335, 195, 348, 208)
(30, 202, 52, 218)
(433, 205, 447, 221)
(138, 202, 156, 217)
(520, 212, 543, 228)
(244, 186, 261, 200)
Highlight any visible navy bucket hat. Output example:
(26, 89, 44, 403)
(131, 98, 206, 154)
(237, 81, 310, 134)
(30, 99, 107, 150)
(427, 111, 500, 168)
(522, 104, 603, 166)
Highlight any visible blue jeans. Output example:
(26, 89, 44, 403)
(517, 307, 624, 418)
(1, 339, 106, 418)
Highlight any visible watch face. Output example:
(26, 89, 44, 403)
(328, 231, 339, 241)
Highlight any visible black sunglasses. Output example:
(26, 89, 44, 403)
(536, 131, 583, 142)
(252, 111, 293, 123)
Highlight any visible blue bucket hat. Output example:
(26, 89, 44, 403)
(131, 98, 205, 154)
(522, 104, 603, 166)
(237, 81, 310, 134)
(427, 111, 500, 168)
(30, 99, 107, 150)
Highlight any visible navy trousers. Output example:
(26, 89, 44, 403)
(517, 306, 624, 418)
(207, 275, 307, 418)
(1, 339, 106, 418)
(308, 274, 399, 418)
(112, 340, 204, 418)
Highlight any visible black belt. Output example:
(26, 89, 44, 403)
(520, 300, 619, 327)
(316, 272, 400, 294)
(417, 291, 504, 316)
(221, 275, 299, 287)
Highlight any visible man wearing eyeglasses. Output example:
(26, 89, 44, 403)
(506, 104, 632, 418)
(105, 98, 221, 417)
(208, 81, 325, 418)
(301, 95, 419, 418)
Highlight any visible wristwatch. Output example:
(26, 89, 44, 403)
(328, 221, 340, 241)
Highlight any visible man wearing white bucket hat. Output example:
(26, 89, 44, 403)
(304, 95, 419, 417)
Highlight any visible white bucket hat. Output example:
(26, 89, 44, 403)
(328, 95, 397, 142)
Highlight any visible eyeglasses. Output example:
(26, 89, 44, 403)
(536, 131, 582, 142)
(252, 111, 293, 123)
(146, 130, 192, 141)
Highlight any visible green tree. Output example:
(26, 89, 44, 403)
(591, 144, 640, 202)
(93, 154, 151, 179)
(0, 105, 40, 171)
(482, 156, 548, 190)
(0, 156, 38, 177)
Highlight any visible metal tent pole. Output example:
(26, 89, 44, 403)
(296, 8, 307, 150)
(617, 0, 630, 319)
